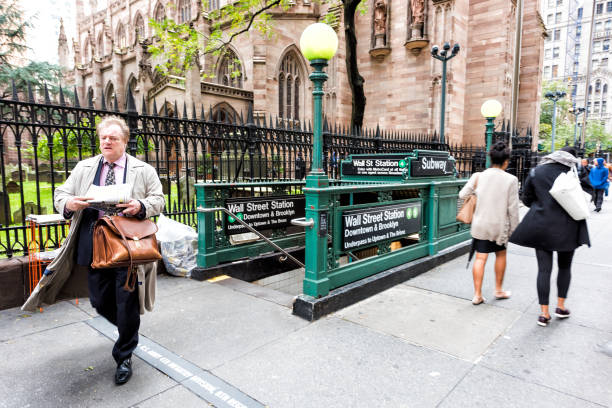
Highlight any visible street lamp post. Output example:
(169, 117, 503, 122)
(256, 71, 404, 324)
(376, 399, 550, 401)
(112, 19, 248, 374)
(299, 23, 338, 297)
(431, 42, 460, 145)
(544, 90, 567, 152)
(569, 106, 585, 146)
(480, 100, 503, 168)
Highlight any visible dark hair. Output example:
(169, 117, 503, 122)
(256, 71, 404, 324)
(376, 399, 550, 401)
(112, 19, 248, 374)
(560, 146, 577, 157)
(489, 141, 510, 165)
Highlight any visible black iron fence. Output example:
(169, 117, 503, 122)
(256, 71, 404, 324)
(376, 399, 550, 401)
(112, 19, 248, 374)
(0, 83, 534, 258)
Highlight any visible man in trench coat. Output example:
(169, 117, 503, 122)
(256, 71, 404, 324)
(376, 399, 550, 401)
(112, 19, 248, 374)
(22, 116, 164, 385)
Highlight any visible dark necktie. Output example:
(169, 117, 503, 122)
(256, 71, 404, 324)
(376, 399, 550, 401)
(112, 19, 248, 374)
(105, 162, 116, 186)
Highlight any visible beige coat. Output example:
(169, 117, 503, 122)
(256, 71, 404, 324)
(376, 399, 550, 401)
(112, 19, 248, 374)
(22, 154, 165, 314)
(459, 168, 520, 246)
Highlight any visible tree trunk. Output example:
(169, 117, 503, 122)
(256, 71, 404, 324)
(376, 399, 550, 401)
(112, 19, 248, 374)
(343, 0, 366, 131)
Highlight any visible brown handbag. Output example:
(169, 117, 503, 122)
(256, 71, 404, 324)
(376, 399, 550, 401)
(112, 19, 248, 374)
(92, 215, 162, 291)
(456, 175, 478, 224)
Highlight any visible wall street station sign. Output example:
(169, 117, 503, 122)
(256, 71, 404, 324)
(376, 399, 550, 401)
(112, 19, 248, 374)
(341, 154, 407, 177)
(342, 202, 421, 251)
(225, 195, 305, 235)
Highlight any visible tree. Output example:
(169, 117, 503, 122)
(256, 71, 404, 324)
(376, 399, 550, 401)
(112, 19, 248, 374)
(0, 61, 68, 98)
(148, 0, 367, 129)
(583, 119, 612, 154)
(539, 80, 571, 126)
(0, 0, 29, 69)
(0, 2, 68, 98)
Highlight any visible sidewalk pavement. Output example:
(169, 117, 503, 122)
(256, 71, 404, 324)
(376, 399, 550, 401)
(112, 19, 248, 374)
(1, 202, 612, 408)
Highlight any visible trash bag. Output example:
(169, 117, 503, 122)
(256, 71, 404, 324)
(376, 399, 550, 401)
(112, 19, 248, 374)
(156, 214, 198, 277)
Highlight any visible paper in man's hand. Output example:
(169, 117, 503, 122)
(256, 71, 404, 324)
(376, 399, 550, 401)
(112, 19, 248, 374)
(85, 184, 132, 212)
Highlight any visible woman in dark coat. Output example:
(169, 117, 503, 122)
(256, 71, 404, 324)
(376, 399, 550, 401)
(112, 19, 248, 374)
(510, 147, 590, 327)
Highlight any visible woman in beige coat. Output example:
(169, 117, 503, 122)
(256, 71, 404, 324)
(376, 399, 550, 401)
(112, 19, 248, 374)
(459, 141, 520, 305)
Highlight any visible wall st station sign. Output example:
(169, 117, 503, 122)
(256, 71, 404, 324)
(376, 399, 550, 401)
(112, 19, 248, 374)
(342, 202, 421, 251)
(225, 195, 305, 235)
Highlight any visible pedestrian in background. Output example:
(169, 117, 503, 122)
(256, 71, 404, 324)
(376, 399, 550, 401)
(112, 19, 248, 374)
(577, 158, 593, 197)
(459, 141, 519, 305)
(589, 158, 608, 212)
(510, 146, 590, 327)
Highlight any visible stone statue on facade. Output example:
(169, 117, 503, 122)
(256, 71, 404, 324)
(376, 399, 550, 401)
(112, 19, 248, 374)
(373, 0, 387, 47)
(410, 0, 425, 26)
(405, 0, 428, 55)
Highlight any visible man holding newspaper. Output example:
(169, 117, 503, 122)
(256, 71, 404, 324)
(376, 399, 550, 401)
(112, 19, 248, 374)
(22, 116, 164, 385)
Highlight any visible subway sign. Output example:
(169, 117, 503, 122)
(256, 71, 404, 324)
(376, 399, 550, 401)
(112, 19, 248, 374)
(410, 152, 455, 177)
(224, 195, 305, 235)
(342, 202, 421, 251)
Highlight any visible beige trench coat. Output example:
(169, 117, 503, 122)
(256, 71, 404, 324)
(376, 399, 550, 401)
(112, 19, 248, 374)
(22, 154, 165, 314)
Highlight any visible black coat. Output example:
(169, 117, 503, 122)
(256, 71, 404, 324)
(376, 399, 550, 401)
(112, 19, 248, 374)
(509, 162, 590, 251)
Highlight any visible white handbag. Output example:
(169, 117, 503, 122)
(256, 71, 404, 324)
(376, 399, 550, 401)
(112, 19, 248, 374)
(549, 167, 590, 221)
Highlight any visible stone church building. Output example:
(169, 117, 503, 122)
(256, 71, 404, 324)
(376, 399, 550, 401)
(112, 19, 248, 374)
(61, 0, 546, 145)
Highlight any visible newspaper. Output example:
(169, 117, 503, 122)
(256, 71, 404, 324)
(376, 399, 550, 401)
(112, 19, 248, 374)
(85, 184, 132, 212)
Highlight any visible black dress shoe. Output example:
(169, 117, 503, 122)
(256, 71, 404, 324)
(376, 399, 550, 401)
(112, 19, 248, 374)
(115, 358, 132, 385)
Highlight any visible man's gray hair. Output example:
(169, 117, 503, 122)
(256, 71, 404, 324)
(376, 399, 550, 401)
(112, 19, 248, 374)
(97, 116, 130, 142)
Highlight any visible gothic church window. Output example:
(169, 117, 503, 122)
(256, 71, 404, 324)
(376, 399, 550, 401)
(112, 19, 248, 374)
(217, 49, 243, 88)
(208, 0, 220, 11)
(179, 0, 191, 23)
(105, 83, 115, 109)
(117, 24, 127, 49)
(135, 14, 145, 43)
(154, 3, 166, 22)
(278, 52, 302, 121)
(83, 37, 91, 64)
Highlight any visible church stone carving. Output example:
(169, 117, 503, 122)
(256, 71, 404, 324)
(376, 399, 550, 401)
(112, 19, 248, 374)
(370, 0, 391, 60)
(405, 0, 429, 55)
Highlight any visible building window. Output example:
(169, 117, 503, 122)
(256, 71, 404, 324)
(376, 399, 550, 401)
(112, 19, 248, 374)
(576, 25, 582, 37)
(557, 0, 562, 5)
(572, 85, 577, 96)
(587, 101, 591, 113)
(548, 0, 554, 7)
(596, 22, 603, 32)
(117, 24, 127, 49)
(135, 14, 145, 43)
(178, 0, 191, 23)
(596, 80, 602, 93)
(554, 29, 561, 41)
(552, 64, 558, 77)
(545, 48, 552, 59)
(608, 1, 612, 12)
(105, 83, 115, 108)
(544, 66, 551, 78)
(603, 101, 607, 114)
(594, 41, 602, 52)
(555, 12, 562, 23)
(154, 3, 165, 22)
(216, 49, 243, 88)
(553, 47, 560, 57)
(83, 37, 91, 64)
(278, 52, 302, 121)
(577, 7, 583, 19)
(595, 101, 600, 113)
(593, 59, 599, 67)
(574, 61, 579, 73)
(547, 14, 553, 25)
(603, 58, 610, 67)
(605, 39, 610, 51)
(208, 0, 220, 10)
(597, 3, 604, 14)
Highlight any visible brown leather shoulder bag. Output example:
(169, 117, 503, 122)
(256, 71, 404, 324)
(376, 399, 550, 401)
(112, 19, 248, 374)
(456, 174, 479, 224)
(92, 215, 162, 291)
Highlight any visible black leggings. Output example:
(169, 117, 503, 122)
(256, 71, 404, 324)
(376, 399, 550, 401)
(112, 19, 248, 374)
(535, 249, 574, 305)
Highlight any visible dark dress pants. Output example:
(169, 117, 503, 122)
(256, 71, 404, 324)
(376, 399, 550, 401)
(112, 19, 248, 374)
(88, 266, 140, 364)
(594, 188, 605, 210)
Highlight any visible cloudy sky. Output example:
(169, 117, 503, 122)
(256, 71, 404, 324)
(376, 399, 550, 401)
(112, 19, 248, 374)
(20, 0, 76, 65)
